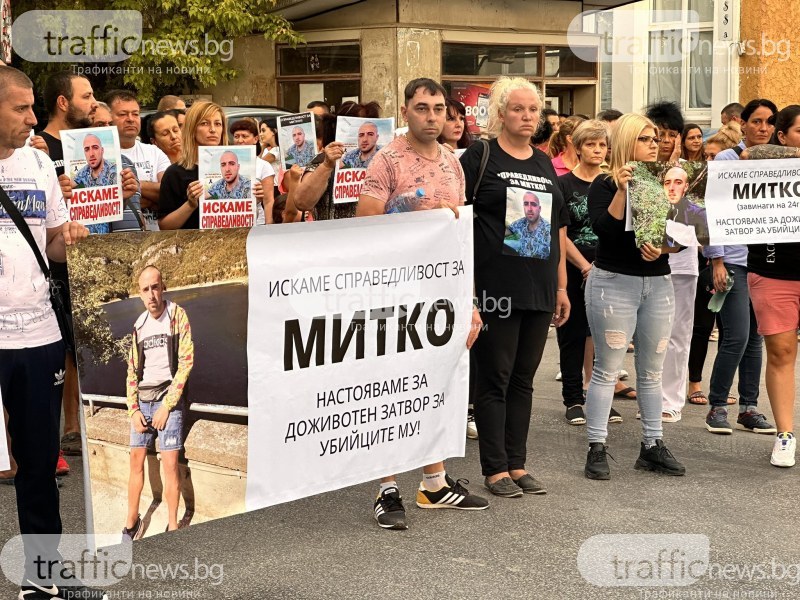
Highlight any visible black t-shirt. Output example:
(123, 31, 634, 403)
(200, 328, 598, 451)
(158, 164, 200, 229)
(39, 131, 65, 177)
(748, 243, 800, 280)
(588, 175, 670, 276)
(461, 138, 569, 312)
(558, 171, 598, 262)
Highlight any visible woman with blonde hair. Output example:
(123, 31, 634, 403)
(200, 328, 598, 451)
(158, 101, 227, 229)
(549, 115, 586, 175)
(703, 122, 742, 161)
(460, 76, 570, 498)
(583, 113, 685, 480)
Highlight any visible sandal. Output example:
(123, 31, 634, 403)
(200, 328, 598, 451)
(613, 386, 637, 399)
(61, 431, 82, 456)
(726, 394, 737, 405)
(687, 391, 708, 405)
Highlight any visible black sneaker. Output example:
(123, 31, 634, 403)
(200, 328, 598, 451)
(585, 442, 611, 480)
(565, 405, 586, 426)
(634, 440, 685, 476)
(121, 514, 141, 542)
(416, 475, 489, 510)
(608, 407, 623, 424)
(373, 487, 407, 530)
(706, 406, 733, 434)
(736, 409, 777, 434)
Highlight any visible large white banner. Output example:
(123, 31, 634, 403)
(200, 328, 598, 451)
(245, 208, 474, 509)
(706, 158, 800, 244)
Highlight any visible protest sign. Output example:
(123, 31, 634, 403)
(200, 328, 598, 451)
(61, 126, 123, 229)
(68, 209, 473, 535)
(332, 116, 395, 204)
(706, 158, 800, 244)
(246, 208, 473, 509)
(629, 161, 709, 247)
(277, 112, 316, 171)
(198, 145, 257, 229)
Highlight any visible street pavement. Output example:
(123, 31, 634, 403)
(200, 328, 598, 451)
(2, 329, 800, 599)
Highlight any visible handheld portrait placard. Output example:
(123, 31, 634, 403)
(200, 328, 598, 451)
(332, 116, 395, 204)
(629, 161, 709, 247)
(61, 126, 124, 231)
(277, 112, 316, 171)
(198, 145, 257, 229)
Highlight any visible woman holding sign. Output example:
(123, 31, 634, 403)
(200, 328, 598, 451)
(158, 101, 228, 230)
(583, 113, 685, 481)
(461, 77, 570, 498)
(741, 104, 800, 467)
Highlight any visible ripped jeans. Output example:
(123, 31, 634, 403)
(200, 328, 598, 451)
(585, 267, 675, 444)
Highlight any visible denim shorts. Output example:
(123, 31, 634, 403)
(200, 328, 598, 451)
(130, 399, 184, 451)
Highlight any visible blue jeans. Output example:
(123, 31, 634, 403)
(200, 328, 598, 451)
(708, 263, 762, 408)
(130, 399, 184, 451)
(585, 267, 675, 444)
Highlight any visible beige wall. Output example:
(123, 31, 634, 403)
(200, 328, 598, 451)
(738, 0, 800, 107)
(204, 0, 595, 116)
(199, 36, 277, 106)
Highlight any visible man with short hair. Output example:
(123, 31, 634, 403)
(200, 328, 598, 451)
(74, 134, 117, 189)
(123, 266, 193, 540)
(39, 71, 102, 459)
(659, 165, 705, 424)
(157, 94, 186, 112)
(357, 77, 487, 531)
(106, 89, 171, 228)
(0, 66, 105, 599)
(721, 102, 745, 126)
(341, 121, 381, 168)
(285, 126, 315, 167)
(206, 150, 251, 199)
(307, 100, 330, 116)
(506, 191, 551, 259)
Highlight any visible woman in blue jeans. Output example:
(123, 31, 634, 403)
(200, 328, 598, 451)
(583, 113, 685, 480)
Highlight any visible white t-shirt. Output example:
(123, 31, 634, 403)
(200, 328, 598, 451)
(121, 140, 169, 231)
(120, 140, 171, 183)
(136, 301, 173, 387)
(0, 147, 68, 349)
(257, 157, 275, 181)
(255, 158, 276, 225)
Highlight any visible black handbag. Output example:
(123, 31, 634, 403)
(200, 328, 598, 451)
(0, 186, 76, 351)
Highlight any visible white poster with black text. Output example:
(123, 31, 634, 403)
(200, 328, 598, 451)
(245, 208, 474, 509)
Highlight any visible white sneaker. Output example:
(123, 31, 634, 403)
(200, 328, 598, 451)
(771, 433, 796, 468)
(466, 414, 478, 440)
(662, 410, 682, 423)
(555, 371, 562, 381)
(619, 369, 629, 381)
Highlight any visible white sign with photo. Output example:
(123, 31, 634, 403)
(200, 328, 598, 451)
(198, 145, 257, 229)
(706, 158, 800, 244)
(245, 208, 474, 509)
(61, 126, 123, 227)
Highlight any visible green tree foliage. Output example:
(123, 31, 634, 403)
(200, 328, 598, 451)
(14, 0, 302, 106)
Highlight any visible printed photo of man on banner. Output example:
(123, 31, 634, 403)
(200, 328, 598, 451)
(67, 209, 473, 537)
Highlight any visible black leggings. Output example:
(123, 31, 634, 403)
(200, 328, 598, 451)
(688, 276, 723, 383)
(556, 262, 588, 407)
(472, 308, 552, 476)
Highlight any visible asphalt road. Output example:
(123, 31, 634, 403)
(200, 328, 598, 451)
(2, 330, 799, 600)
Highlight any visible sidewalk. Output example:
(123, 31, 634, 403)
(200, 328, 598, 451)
(2, 332, 799, 599)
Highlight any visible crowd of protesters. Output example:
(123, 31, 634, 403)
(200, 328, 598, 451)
(2, 60, 799, 597)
